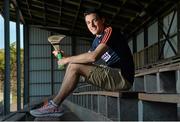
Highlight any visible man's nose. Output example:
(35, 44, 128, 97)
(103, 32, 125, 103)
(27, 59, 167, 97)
(90, 22, 95, 27)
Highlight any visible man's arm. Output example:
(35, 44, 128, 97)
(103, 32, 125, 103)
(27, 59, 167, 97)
(58, 43, 108, 65)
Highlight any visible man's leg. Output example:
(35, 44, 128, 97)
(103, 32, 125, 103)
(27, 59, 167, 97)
(53, 63, 94, 105)
(29, 63, 94, 117)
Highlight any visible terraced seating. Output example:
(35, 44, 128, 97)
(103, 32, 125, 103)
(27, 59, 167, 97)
(138, 93, 179, 121)
(67, 58, 180, 121)
(66, 91, 138, 121)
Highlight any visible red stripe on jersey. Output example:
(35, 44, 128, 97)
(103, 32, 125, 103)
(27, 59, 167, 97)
(101, 27, 112, 44)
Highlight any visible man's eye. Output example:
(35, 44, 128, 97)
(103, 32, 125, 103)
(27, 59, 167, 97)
(93, 18, 99, 22)
(94, 18, 97, 21)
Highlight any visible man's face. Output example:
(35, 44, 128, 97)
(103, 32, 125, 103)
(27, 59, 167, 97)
(85, 13, 104, 36)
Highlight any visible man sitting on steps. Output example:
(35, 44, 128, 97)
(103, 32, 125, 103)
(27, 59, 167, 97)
(30, 8, 135, 117)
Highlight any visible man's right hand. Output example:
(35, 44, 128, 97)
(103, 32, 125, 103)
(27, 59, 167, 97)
(52, 50, 65, 57)
(52, 50, 59, 57)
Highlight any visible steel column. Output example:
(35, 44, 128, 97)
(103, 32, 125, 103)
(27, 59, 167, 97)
(72, 36, 76, 55)
(23, 25, 29, 106)
(133, 35, 137, 53)
(50, 33, 54, 95)
(16, 6, 21, 111)
(177, 3, 180, 55)
(144, 27, 148, 64)
(4, 0, 10, 115)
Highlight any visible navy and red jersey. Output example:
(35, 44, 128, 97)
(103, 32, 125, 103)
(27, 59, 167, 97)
(89, 26, 135, 84)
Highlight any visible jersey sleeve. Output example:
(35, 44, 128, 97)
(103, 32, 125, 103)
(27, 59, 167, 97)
(100, 27, 112, 44)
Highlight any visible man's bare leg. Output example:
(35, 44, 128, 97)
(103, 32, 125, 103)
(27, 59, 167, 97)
(53, 63, 94, 105)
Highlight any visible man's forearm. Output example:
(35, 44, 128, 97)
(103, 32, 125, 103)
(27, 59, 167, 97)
(66, 43, 108, 64)
(67, 52, 96, 64)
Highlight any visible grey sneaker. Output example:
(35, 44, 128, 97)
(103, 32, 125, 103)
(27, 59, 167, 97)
(30, 100, 64, 117)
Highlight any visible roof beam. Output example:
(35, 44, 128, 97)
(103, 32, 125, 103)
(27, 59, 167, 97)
(96, 0, 102, 10)
(64, 0, 81, 6)
(127, 0, 174, 38)
(109, 0, 128, 25)
(122, 0, 154, 33)
(11, 0, 25, 24)
(43, 0, 47, 25)
(70, 0, 81, 34)
(58, 0, 63, 25)
(25, 0, 32, 23)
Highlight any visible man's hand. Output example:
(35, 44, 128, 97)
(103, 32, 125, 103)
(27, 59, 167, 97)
(52, 50, 59, 57)
(57, 57, 69, 66)
(52, 50, 65, 57)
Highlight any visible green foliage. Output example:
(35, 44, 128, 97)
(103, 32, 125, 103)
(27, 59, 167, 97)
(0, 51, 4, 76)
(0, 42, 24, 93)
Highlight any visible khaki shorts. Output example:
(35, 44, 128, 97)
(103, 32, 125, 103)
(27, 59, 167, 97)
(87, 65, 131, 91)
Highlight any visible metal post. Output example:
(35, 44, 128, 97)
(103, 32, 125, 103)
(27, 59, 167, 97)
(50, 33, 54, 95)
(133, 35, 137, 69)
(16, 6, 21, 111)
(144, 27, 148, 65)
(177, 3, 180, 55)
(4, 0, 10, 115)
(71, 36, 76, 55)
(133, 35, 137, 54)
(23, 25, 29, 106)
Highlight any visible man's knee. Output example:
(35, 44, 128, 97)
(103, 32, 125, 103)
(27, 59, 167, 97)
(67, 63, 81, 71)
(66, 63, 92, 76)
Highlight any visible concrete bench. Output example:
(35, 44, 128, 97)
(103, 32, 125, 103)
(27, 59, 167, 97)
(133, 63, 180, 93)
(138, 93, 180, 121)
(66, 91, 139, 121)
(67, 91, 180, 121)
(1, 112, 27, 121)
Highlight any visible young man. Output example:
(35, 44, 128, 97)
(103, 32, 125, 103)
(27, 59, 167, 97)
(30, 9, 134, 117)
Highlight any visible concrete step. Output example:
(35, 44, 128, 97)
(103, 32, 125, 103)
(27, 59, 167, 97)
(68, 91, 139, 121)
(32, 104, 81, 121)
(34, 111, 81, 121)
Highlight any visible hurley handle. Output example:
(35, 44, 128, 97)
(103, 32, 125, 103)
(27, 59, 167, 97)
(57, 52, 65, 70)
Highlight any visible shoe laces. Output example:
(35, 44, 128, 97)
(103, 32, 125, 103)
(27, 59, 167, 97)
(38, 100, 60, 113)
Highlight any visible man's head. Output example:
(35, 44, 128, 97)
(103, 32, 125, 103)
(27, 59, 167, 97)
(84, 8, 105, 36)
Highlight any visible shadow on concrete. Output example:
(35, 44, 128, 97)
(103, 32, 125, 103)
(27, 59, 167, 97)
(34, 111, 81, 121)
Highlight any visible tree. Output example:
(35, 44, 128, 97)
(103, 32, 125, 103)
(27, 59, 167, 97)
(0, 50, 4, 92)
(0, 42, 24, 95)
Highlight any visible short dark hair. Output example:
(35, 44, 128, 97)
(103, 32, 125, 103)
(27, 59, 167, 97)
(83, 8, 103, 18)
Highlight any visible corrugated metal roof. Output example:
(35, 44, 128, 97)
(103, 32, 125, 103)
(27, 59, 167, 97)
(0, 0, 177, 38)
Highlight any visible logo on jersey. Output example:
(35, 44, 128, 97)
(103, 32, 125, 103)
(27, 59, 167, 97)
(101, 52, 111, 62)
